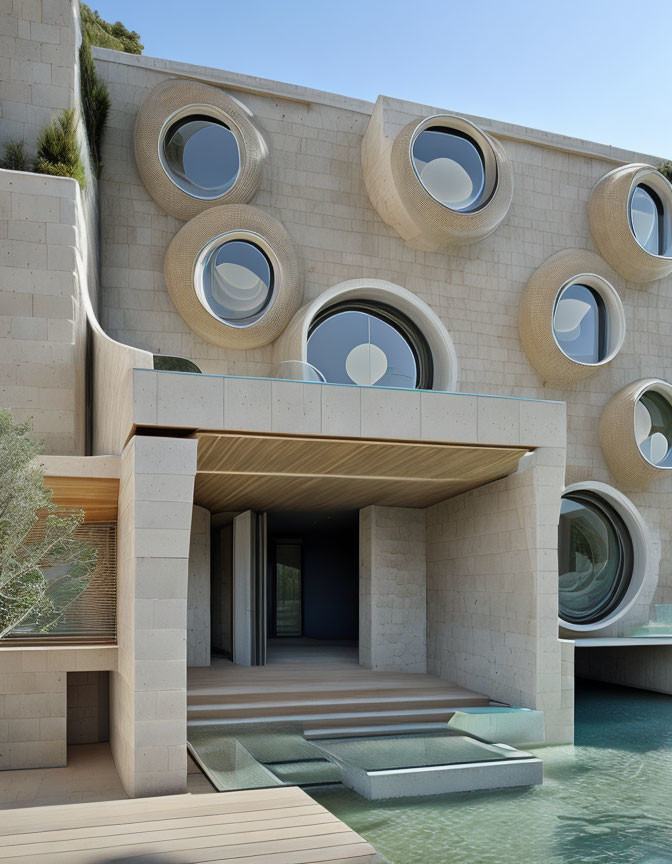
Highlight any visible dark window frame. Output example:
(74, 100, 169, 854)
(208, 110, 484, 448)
(553, 282, 608, 364)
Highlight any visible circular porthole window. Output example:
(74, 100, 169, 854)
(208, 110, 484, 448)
(161, 113, 240, 199)
(589, 164, 672, 283)
(363, 112, 513, 250)
(553, 282, 606, 364)
(519, 251, 625, 387)
(307, 301, 433, 389)
(135, 79, 268, 220)
(558, 490, 633, 626)
(411, 128, 486, 212)
(197, 237, 273, 326)
(164, 204, 301, 349)
(600, 379, 672, 490)
(635, 389, 672, 468)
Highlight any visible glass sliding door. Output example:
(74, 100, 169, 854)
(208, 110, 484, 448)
(274, 542, 302, 637)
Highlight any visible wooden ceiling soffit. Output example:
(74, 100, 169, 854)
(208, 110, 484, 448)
(192, 432, 528, 511)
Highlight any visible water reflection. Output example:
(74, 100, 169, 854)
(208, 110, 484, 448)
(313, 680, 672, 864)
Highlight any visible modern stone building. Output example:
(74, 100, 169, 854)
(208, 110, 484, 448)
(2, 0, 672, 800)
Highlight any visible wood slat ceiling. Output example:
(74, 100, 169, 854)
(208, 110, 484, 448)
(43, 476, 119, 522)
(193, 432, 528, 512)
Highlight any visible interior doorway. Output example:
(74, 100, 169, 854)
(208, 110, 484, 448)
(266, 510, 359, 663)
(211, 508, 359, 667)
(271, 541, 302, 637)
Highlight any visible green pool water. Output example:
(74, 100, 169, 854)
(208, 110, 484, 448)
(312, 680, 672, 864)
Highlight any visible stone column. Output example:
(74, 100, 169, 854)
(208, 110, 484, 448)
(359, 505, 427, 673)
(426, 447, 574, 744)
(187, 505, 211, 668)
(111, 435, 197, 797)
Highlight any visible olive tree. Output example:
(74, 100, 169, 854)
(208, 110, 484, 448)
(0, 410, 97, 639)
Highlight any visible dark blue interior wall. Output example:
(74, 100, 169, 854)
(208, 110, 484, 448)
(266, 510, 358, 640)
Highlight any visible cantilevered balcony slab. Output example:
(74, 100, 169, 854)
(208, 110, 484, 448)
(127, 369, 565, 511)
(131, 369, 565, 449)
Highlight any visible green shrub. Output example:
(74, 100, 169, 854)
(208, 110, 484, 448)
(80, 4, 143, 54)
(0, 139, 29, 172)
(34, 108, 86, 189)
(658, 162, 672, 183)
(79, 31, 110, 176)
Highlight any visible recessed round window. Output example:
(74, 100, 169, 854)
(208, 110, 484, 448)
(307, 302, 432, 389)
(162, 113, 240, 199)
(635, 390, 672, 467)
(411, 127, 486, 211)
(552, 282, 606, 364)
(198, 238, 273, 326)
(629, 184, 666, 255)
(558, 490, 633, 626)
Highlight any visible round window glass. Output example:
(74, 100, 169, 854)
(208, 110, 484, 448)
(201, 240, 273, 325)
(552, 283, 607, 364)
(558, 491, 633, 625)
(635, 390, 672, 467)
(412, 127, 486, 211)
(163, 114, 239, 198)
(630, 184, 665, 255)
(307, 304, 432, 389)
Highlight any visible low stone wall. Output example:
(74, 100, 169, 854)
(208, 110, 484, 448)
(0, 646, 117, 770)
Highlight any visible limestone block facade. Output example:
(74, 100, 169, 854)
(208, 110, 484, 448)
(1, 0, 672, 799)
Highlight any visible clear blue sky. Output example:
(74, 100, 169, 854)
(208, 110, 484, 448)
(90, 0, 671, 158)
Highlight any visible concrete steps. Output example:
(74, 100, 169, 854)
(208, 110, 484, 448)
(187, 685, 490, 729)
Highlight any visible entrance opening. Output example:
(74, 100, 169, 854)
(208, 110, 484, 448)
(209, 509, 359, 667)
(266, 509, 359, 664)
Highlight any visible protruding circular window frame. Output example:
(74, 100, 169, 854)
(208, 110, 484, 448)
(518, 250, 625, 386)
(361, 109, 513, 251)
(164, 205, 302, 349)
(392, 114, 513, 248)
(272, 278, 458, 391)
(135, 78, 268, 221)
(559, 481, 651, 634)
(599, 379, 672, 490)
(589, 163, 672, 284)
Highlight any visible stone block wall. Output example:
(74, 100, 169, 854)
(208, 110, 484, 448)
(427, 449, 574, 744)
(359, 505, 427, 673)
(0, 170, 86, 454)
(0, 0, 78, 161)
(0, 646, 116, 770)
(112, 434, 197, 797)
(91, 48, 672, 639)
(187, 504, 211, 668)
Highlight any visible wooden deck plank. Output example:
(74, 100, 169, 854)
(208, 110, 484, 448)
(0, 788, 309, 835)
(1, 818, 349, 859)
(0, 804, 325, 847)
(6, 828, 369, 863)
(0, 790, 377, 864)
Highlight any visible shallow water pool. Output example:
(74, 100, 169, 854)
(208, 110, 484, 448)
(312, 680, 672, 864)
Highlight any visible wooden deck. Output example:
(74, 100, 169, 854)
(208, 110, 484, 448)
(0, 786, 380, 863)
